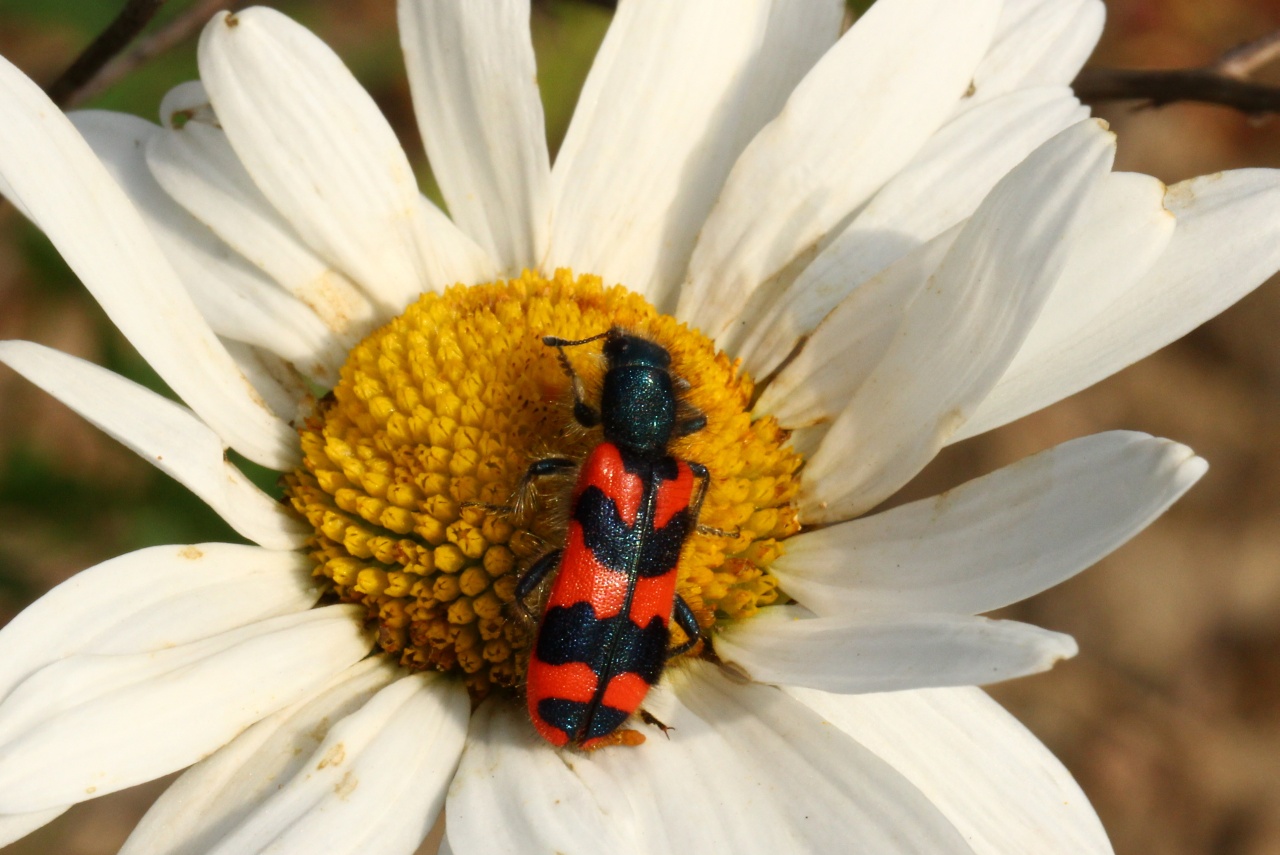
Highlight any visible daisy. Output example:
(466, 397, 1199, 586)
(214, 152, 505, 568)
(0, 0, 1276, 852)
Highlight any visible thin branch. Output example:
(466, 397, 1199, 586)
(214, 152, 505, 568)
(1074, 28, 1280, 115)
(64, 0, 236, 109)
(46, 0, 168, 108)
(1073, 67, 1280, 114)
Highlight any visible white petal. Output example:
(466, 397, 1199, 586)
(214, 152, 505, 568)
(755, 224, 961, 427)
(548, 0, 841, 306)
(0, 543, 318, 704)
(793, 686, 1114, 855)
(0, 806, 68, 848)
(715, 606, 1077, 694)
(955, 171, 1176, 441)
(121, 658, 400, 855)
(447, 700, 639, 855)
(0, 342, 308, 550)
(955, 168, 1280, 441)
(969, 0, 1105, 106)
(399, 0, 550, 273)
(639, 664, 972, 853)
(0, 54, 297, 468)
(448, 664, 973, 854)
(0, 604, 370, 813)
(414, 194, 499, 290)
(222, 340, 312, 423)
(147, 103, 379, 346)
(801, 120, 1115, 523)
(201, 673, 467, 855)
(740, 86, 1088, 375)
(775, 432, 1206, 616)
(198, 8, 494, 312)
(70, 109, 343, 380)
(0, 169, 29, 220)
(678, 0, 1001, 340)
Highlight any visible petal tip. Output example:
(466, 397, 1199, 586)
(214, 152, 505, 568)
(1051, 632, 1080, 663)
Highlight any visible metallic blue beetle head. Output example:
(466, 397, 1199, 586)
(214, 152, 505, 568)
(602, 329, 672, 372)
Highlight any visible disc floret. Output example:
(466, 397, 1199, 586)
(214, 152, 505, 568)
(285, 270, 803, 696)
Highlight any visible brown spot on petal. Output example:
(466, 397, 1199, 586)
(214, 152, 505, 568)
(317, 742, 346, 770)
(334, 770, 357, 799)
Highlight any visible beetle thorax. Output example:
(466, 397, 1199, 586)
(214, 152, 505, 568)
(600, 366, 676, 457)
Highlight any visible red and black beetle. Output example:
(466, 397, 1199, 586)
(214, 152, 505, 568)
(515, 328, 710, 749)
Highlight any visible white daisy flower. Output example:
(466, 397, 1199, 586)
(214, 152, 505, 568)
(0, 0, 1276, 852)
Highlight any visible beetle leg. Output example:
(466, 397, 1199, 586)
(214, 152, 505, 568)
(667, 594, 702, 658)
(640, 709, 675, 739)
(514, 548, 563, 618)
(674, 405, 707, 438)
(688, 461, 711, 520)
(684, 463, 740, 539)
(460, 500, 514, 513)
(520, 456, 577, 497)
(461, 456, 576, 518)
(514, 456, 578, 515)
(523, 456, 577, 480)
(684, 462, 740, 535)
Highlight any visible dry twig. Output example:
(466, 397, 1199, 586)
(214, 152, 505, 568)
(1073, 67, 1280, 114)
(46, 0, 168, 107)
(46, 0, 236, 110)
(65, 0, 236, 109)
(1074, 28, 1280, 115)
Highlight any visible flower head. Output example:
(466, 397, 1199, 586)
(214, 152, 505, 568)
(1, 0, 1278, 852)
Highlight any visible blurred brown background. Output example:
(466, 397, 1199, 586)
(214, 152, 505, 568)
(0, 1, 1278, 853)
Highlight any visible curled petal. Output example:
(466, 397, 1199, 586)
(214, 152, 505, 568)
(70, 109, 343, 381)
(198, 8, 493, 310)
(741, 85, 1087, 376)
(147, 102, 379, 347)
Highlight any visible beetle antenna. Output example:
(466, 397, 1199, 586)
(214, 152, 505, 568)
(542, 329, 612, 349)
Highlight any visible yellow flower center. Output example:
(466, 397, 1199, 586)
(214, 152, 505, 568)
(285, 270, 802, 698)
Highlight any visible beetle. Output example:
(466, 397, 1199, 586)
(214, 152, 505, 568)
(515, 327, 711, 749)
